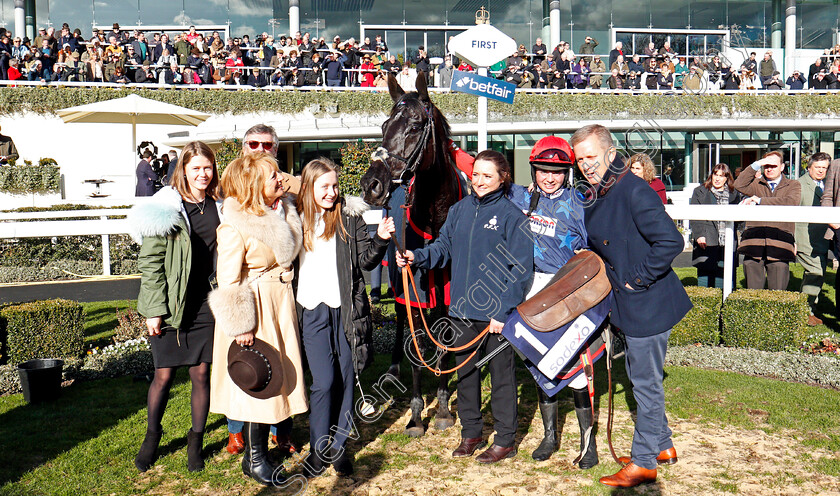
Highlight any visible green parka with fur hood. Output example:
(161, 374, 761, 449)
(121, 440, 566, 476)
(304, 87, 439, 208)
(129, 186, 223, 330)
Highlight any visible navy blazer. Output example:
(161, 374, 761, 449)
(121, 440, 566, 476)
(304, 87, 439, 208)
(583, 164, 691, 337)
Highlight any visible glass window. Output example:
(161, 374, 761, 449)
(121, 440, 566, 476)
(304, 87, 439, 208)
(799, 3, 838, 50)
(611, 0, 652, 30)
(688, 34, 705, 58)
(670, 34, 687, 58)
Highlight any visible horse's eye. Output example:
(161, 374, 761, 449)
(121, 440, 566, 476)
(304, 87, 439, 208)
(411, 124, 420, 132)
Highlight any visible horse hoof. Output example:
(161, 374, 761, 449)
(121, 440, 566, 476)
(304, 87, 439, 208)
(405, 426, 426, 438)
(386, 364, 400, 378)
(434, 417, 455, 431)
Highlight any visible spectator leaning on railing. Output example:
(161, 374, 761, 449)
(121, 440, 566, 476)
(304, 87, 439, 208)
(733, 151, 801, 291)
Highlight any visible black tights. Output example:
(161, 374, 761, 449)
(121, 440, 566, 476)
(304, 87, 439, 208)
(146, 362, 211, 433)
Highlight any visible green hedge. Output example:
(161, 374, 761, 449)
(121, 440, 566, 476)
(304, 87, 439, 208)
(5, 86, 840, 120)
(339, 141, 376, 197)
(721, 289, 810, 352)
(0, 163, 60, 194)
(0, 299, 85, 364)
(670, 286, 722, 346)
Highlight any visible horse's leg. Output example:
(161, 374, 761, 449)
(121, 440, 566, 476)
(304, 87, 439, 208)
(387, 303, 405, 378)
(404, 309, 426, 437)
(434, 352, 455, 430)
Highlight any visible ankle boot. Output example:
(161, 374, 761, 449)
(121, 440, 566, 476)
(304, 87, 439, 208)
(241, 422, 286, 486)
(332, 447, 354, 476)
(573, 387, 599, 469)
(186, 429, 205, 472)
(135, 426, 163, 472)
(302, 447, 327, 478)
(531, 400, 559, 461)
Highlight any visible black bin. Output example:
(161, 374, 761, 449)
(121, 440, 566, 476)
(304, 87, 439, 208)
(17, 359, 64, 404)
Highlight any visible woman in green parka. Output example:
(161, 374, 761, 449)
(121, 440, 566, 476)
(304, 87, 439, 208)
(128, 141, 222, 474)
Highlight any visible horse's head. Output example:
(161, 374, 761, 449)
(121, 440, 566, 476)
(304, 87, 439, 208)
(361, 73, 438, 206)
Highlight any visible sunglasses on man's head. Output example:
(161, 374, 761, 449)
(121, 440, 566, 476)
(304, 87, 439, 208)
(246, 140, 274, 151)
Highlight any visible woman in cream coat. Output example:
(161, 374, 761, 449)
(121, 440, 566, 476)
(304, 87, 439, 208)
(208, 152, 307, 486)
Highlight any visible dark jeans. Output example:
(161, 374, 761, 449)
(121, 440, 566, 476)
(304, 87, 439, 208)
(301, 303, 355, 453)
(452, 319, 517, 447)
(625, 329, 673, 470)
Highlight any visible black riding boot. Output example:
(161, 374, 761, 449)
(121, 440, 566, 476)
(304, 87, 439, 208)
(241, 422, 286, 486)
(135, 426, 162, 472)
(186, 429, 204, 472)
(332, 447, 354, 476)
(531, 388, 559, 461)
(572, 387, 599, 469)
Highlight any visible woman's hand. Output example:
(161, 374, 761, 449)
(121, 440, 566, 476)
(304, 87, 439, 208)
(488, 319, 504, 334)
(377, 216, 396, 240)
(146, 317, 163, 336)
(235, 331, 255, 347)
(396, 250, 414, 267)
(696, 236, 707, 249)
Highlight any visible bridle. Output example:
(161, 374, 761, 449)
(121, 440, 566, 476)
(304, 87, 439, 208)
(383, 100, 435, 186)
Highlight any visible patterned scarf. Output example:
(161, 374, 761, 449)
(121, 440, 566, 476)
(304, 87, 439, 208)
(711, 186, 729, 245)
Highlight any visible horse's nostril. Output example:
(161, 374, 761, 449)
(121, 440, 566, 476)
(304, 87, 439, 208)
(370, 179, 382, 197)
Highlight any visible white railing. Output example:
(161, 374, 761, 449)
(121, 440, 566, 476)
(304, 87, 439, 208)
(0, 209, 131, 276)
(665, 204, 840, 299)
(3, 204, 840, 285)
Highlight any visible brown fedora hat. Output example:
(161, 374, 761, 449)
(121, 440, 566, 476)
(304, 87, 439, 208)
(227, 338, 284, 399)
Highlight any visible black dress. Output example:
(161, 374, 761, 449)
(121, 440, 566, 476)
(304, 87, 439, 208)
(149, 199, 219, 368)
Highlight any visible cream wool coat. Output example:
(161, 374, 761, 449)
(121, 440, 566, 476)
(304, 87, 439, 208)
(208, 196, 308, 424)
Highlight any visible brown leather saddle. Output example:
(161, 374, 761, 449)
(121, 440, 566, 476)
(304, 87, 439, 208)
(517, 250, 612, 332)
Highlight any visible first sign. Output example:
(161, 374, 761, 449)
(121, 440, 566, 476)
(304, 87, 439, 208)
(447, 24, 518, 68)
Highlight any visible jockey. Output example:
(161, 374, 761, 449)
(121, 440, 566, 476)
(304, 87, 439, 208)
(506, 136, 596, 467)
(448, 137, 597, 467)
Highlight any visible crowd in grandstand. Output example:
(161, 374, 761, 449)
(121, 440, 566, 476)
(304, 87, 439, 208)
(2, 22, 840, 90)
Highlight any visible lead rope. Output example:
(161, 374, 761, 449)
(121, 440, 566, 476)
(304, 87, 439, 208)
(394, 203, 489, 376)
(603, 324, 622, 464)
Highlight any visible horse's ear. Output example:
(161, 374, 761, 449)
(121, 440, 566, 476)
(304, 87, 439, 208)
(415, 73, 429, 101)
(387, 74, 404, 102)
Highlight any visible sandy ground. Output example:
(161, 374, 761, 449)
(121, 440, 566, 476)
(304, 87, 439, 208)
(176, 392, 840, 496)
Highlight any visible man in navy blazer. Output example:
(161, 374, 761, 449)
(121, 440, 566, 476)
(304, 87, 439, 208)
(571, 124, 691, 488)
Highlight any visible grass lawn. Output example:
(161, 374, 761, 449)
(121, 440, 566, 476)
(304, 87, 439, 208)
(81, 300, 137, 348)
(2, 267, 836, 494)
(1, 352, 838, 495)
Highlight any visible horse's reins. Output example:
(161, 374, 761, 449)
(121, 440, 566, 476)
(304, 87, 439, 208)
(390, 198, 489, 376)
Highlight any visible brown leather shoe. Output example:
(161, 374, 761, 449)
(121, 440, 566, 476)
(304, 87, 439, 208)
(475, 444, 517, 464)
(600, 462, 657, 487)
(452, 437, 487, 457)
(617, 446, 678, 466)
(808, 315, 824, 326)
(271, 434, 297, 455)
(226, 432, 245, 454)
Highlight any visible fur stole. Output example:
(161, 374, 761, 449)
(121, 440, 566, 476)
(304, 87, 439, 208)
(220, 195, 303, 268)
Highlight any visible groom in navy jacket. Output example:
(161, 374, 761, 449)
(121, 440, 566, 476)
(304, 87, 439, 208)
(571, 124, 691, 488)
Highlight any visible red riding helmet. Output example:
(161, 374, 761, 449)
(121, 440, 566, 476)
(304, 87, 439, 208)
(529, 136, 575, 171)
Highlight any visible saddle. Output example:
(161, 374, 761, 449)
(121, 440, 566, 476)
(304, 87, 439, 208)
(517, 250, 611, 332)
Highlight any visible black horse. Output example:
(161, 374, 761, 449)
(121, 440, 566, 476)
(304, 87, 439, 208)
(361, 73, 466, 436)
